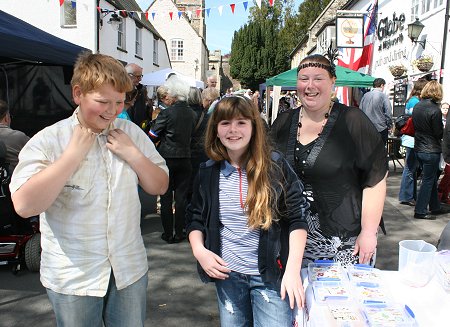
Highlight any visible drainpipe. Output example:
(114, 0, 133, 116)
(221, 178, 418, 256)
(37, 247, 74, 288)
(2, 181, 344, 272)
(96, 0, 100, 53)
(439, 0, 450, 84)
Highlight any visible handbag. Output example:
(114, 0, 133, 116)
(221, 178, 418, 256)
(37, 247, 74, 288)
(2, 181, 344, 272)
(400, 117, 415, 136)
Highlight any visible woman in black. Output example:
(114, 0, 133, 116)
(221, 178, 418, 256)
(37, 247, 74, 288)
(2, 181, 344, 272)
(271, 54, 388, 266)
(412, 80, 446, 219)
(149, 76, 197, 243)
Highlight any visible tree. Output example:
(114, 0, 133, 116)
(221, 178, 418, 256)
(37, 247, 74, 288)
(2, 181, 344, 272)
(229, 0, 332, 89)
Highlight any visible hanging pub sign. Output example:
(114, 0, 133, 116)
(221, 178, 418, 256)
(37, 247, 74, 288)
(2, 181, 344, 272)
(336, 11, 365, 48)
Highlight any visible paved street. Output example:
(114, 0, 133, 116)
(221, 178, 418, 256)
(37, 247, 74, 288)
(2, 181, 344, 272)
(0, 165, 449, 327)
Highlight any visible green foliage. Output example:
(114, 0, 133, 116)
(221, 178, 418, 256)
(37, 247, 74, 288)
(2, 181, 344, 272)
(229, 0, 332, 89)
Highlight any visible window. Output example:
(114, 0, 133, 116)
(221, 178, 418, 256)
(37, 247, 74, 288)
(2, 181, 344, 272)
(60, 0, 76, 26)
(118, 20, 126, 50)
(170, 39, 184, 61)
(153, 38, 159, 65)
(135, 27, 142, 57)
(411, 0, 420, 20)
(421, 0, 432, 14)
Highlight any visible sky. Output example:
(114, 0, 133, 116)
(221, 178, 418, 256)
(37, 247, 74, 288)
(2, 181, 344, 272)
(136, 0, 304, 54)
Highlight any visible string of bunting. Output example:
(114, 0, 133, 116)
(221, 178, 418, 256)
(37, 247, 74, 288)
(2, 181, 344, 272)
(59, 0, 289, 20)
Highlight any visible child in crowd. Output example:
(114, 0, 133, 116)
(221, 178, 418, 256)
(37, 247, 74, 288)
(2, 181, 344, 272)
(10, 52, 169, 326)
(186, 96, 309, 326)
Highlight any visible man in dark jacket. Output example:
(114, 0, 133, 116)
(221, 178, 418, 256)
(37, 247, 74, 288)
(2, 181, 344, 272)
(125, 63, 153, 129)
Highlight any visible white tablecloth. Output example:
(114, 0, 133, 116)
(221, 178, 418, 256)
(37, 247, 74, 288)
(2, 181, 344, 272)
(295, 270, 450, 326)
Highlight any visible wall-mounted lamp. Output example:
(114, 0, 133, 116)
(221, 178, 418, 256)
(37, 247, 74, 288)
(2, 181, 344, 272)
(408, 18, 426, 49)
(99, 9, 122, 30)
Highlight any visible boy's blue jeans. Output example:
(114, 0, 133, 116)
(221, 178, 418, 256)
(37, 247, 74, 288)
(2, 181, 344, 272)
(46, 271, 147, 327)
(215, 271, 292, 327)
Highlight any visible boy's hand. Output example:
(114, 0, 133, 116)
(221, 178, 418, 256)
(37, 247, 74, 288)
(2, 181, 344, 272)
(68, 125, 96, 160)
(106, 129, 139, 161)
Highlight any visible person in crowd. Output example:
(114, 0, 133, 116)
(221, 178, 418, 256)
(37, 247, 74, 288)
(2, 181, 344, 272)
(10, 52, 169, 326)
(359, 78, 393, 144)
(186, 96, 308, 326)
(206, 74, 218, 89)
(187, 87, 209, 202)
(439, 102, 450, 204)
(149, 76, 197, 244)
(125, 63, 153, 128)
(271, 54, 388, 266)
(252, 90, 260, 110)
(441, 102, 449, 126)
(0, 100, 29, 175)
(398, 79, 428, 206)
(244, 89, 253, 99)
(205, 86, 221, 115)
(412, 80, 448, 219)
(117, 89, 138, 121)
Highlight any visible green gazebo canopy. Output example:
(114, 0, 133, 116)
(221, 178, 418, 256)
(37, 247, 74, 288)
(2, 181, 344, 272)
(266, 66, 375, 88)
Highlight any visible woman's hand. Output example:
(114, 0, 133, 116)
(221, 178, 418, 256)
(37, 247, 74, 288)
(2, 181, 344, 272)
(353, 230, 377, 264)
(194, 247, 230, 280)
(280, 269, 305, 309)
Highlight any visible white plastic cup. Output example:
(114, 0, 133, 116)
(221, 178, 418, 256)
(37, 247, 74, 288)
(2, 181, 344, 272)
(398, 240, 437, 287)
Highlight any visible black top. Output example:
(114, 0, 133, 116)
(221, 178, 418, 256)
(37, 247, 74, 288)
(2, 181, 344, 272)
(270, 103, 387, 238)
(150, 101, 197, 158)
(412, 98, 443, 154)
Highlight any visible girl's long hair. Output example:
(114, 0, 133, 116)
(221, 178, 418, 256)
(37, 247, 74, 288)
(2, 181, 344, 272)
(204, 96, 277, 230)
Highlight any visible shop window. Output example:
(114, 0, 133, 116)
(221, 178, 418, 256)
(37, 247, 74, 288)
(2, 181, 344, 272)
(60, 0, 76, 27)
(118, 20, 126, 50)
(135, 27, 142, 57)
(153, 38, 159, 65)
(171, 39, 184, 61)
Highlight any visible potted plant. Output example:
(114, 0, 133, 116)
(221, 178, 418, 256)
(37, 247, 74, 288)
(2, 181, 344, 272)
(413, 55, 434, 72)
(389, 64, 407, 78)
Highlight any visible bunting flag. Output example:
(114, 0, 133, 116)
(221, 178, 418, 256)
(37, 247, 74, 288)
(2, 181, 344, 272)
(59, 0, 64, 6)
(71, 1, 76, 9)
(86, 0, 281, 22)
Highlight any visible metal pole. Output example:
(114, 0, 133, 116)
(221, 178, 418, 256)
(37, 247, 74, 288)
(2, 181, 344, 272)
(439, 0, 450, 84)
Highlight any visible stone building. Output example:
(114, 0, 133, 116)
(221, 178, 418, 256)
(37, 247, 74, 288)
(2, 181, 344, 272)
(147, 0, 208, 82)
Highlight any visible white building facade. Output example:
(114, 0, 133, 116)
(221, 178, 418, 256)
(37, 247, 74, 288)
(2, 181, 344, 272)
(147, 0, 209, 82)
(0, 0, 171, 74)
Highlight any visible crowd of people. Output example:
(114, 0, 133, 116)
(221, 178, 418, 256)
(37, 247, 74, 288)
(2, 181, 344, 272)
(1, 51, 449, 326)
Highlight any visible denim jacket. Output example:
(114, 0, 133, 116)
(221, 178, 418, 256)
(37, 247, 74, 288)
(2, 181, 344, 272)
(185, 151, 309, 287)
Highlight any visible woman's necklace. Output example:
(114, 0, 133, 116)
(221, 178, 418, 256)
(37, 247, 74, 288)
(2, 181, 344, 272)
(297, 102, 333, 141)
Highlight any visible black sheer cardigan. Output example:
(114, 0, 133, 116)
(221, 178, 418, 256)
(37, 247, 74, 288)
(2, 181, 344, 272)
(270, 102, 387, 239)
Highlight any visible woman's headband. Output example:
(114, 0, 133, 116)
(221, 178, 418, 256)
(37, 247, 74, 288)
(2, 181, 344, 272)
(297, 61, 336, 78)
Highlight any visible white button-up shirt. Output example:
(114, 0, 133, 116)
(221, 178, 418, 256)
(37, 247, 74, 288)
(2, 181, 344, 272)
(10, 109, 168, 296)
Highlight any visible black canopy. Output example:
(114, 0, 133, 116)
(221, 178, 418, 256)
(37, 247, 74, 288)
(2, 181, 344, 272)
(0, 11, 88, 136)
(0, 10, 86, 65)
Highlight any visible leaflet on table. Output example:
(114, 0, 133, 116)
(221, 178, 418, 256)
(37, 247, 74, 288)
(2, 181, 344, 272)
(308, 261, 346, 282)
(362, 303, 416, 327)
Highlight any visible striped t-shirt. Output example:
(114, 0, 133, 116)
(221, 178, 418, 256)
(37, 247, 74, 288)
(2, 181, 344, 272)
(219, 160, 260, 275)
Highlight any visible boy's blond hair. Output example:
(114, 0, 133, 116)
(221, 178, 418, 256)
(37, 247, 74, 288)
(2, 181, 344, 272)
(71, 52, 133, 94)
